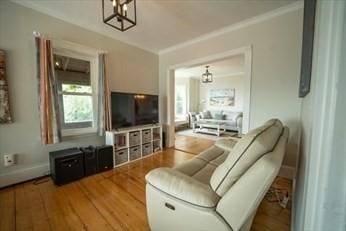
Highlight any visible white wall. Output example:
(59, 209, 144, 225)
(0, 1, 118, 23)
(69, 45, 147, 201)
(200, 75, 244, 112)
(294, 1, 346, 230)
(189, 78, 200, 112)
(0, 1, 159, 187)
(159, 8, 303, 168)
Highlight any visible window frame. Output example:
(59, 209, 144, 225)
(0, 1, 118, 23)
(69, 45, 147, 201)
(53, 41, 99, 137)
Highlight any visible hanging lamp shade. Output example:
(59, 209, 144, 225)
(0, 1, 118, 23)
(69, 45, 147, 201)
(202, 65, 213, 83)
(102, 0, 137, 32)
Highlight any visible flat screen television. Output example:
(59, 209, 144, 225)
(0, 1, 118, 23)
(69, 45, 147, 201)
(111, 92, 159, 129)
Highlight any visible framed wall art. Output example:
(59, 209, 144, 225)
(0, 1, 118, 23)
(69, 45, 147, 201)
(208, 88, 235, 107)
(0, 50, 12, 123)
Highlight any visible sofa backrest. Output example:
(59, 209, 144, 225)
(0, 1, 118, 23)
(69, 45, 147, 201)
(210, 119, 283, 196)
(216, 127, 289, 230)
(223, 111, 242, 121)
(200, 110, 242, 121)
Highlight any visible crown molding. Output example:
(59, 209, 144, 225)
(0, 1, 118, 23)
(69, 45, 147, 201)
(158, 1, 304, 55)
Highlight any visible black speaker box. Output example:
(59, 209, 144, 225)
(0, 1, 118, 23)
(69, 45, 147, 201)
(96, 145, 113, 172)
(49, 148, 84, 185)
(81, 146, 98, 176)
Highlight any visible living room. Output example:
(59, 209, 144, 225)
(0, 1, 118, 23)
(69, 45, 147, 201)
(174, 54, 246, 137)
(0, 1, 345, 231)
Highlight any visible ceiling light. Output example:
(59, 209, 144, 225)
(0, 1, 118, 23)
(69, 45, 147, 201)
(102, 0, 136, 32)
(202, 66, 213, 83)
(55, 61, 60, 67)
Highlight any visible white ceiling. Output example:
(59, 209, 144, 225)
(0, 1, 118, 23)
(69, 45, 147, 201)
(12, 0, 298, 53)
(175, 54, 245, 79)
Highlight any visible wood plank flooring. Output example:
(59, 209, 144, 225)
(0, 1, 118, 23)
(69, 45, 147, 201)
(0, 137, 292, 231)
(174, 133, 216, 154)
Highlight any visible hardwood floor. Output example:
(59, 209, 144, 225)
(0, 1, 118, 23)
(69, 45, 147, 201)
(0, 138, 292, 231)
(174, 133, 216, 154)
(252, 177, 292, 231)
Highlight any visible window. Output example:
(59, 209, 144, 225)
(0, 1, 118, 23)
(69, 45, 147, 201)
(53, 51, 98, 136)
(60, 83, 93, 127)
(175, 84, 187, 118)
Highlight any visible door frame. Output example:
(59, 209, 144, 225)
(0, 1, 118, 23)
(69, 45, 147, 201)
(165, 46, 253, 147)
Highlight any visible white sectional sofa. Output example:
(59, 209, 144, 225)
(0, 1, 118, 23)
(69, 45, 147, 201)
(145, 119, 288, 231)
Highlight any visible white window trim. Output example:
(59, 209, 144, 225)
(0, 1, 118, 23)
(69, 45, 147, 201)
(53, 41, 100, 137)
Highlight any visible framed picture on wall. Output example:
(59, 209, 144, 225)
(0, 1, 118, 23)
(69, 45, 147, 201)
(299, 0, 317, 97)
(209, 88, 235, 107)
(0, 50, 12, 124)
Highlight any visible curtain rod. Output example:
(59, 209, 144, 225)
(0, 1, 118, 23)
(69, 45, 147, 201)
(32, 30, 108, 54)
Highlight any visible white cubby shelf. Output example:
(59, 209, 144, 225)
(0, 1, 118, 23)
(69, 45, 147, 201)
(105, 124, 163, 167)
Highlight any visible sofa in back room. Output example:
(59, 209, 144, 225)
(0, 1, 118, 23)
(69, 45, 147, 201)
(193, 110, 243, 133)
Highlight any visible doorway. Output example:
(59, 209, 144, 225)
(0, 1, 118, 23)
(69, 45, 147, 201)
(166, 46, 252, 148)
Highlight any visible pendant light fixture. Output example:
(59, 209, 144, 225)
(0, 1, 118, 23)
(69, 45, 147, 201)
(102, 0, 137, 32)
(202, 65, 213, 83)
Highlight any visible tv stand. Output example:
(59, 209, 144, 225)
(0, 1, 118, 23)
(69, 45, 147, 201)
(105, 124, 163, 167)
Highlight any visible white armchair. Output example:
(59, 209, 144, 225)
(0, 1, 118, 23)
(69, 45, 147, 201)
(146, 119, 288, 231)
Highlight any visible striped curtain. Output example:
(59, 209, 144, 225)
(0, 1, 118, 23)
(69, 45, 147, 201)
(35, 37, 62, 144)
(97, 53, 112, 135)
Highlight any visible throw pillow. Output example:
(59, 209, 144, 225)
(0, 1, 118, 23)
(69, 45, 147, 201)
(223, 111, 242, 121)
(200, 111, 212, 119)
(214, 113, 225, 120)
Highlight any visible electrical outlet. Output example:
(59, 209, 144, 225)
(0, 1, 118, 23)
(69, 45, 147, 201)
(4, 154, 16, 167)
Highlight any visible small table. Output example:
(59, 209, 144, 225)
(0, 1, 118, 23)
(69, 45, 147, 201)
(193, 121, 226, 136)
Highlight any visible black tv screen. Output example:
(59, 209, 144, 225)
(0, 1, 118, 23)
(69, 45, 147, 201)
(111, 92, 159, 129)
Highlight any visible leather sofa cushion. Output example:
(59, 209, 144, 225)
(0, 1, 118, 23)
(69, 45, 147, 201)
(210, 119, 283, 196)
(214, 138, 238, 151)
(146, 167, 220, 208)
(174, 146, 229, 185)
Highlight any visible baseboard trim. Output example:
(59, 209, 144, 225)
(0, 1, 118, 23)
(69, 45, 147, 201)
(279, 165, 296, 179)
(0, 163, 49, 188)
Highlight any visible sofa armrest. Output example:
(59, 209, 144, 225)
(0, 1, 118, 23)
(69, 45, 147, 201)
(236, 116, 242, 128)
(145, 167, 220, 208)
